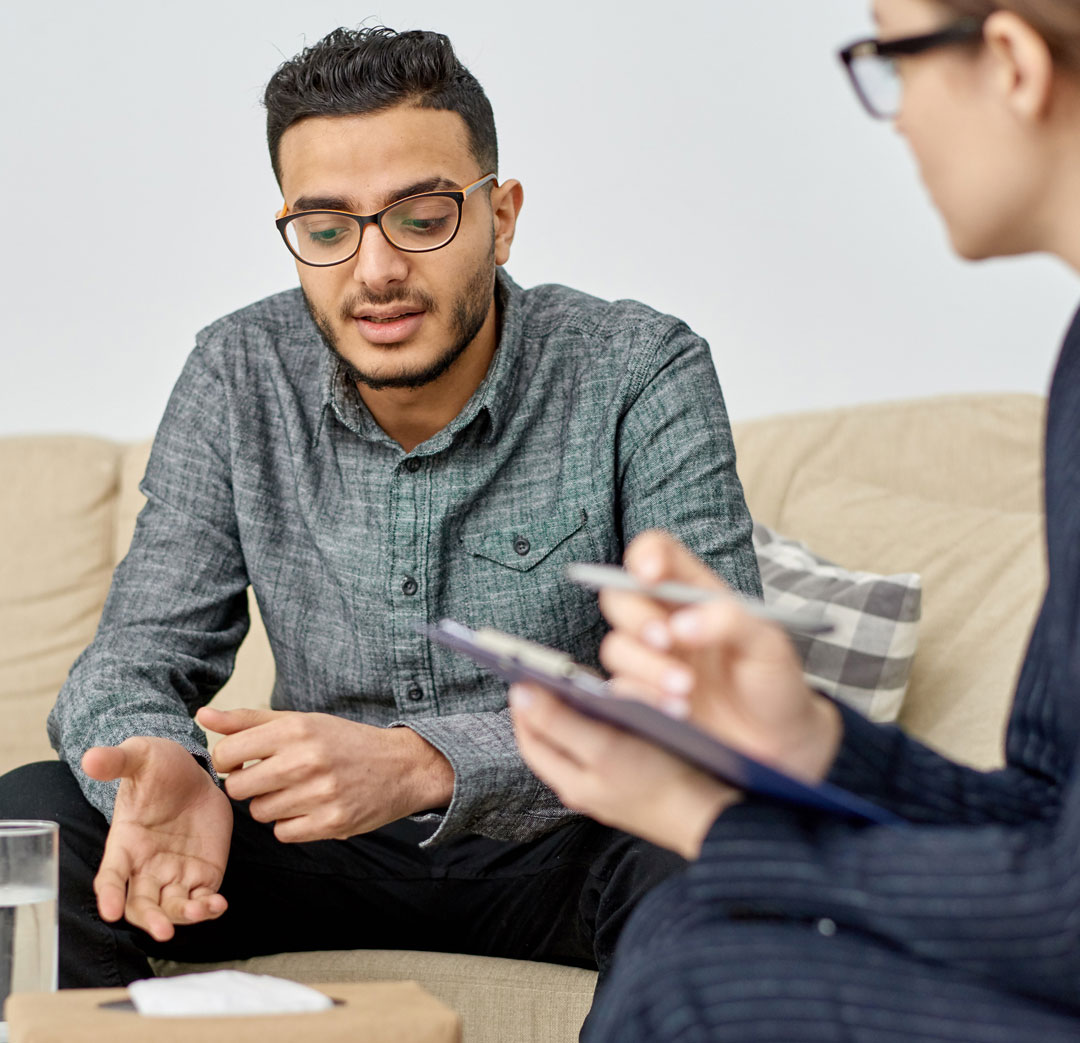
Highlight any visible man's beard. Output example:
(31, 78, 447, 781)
(302, 243, 496, 392)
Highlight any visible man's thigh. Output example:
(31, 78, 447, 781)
(154, 811, 681, 973)
(422, 818, 686, 971)
(0, 765, 678, 974)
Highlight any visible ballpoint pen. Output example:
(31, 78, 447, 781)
(565, 563, 834, 636)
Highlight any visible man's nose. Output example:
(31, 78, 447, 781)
(350, 222, 409, 291)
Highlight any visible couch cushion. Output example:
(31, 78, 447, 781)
(0, 436, 122, 773)
(776, 471, 1044, 769)
(754, 524, 921, 723)
(732, 393, 1044, 529)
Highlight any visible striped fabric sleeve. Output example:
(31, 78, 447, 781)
(682, 305, 1080, 1012)
(825, 699, 1059, 826)
(687, 770, 1080, 1009)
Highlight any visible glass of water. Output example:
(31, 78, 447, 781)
(0, 821, 58, 1043)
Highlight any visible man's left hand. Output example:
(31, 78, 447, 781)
(196, 707, 454, 843)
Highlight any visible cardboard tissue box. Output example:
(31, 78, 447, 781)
(4, 980, 461, 1043)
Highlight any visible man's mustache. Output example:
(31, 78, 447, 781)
(339, 288, 438, 321)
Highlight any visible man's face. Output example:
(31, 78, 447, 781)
(277, 106, 503, 390)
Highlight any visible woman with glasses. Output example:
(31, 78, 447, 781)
(511, 2, 1080, 1040)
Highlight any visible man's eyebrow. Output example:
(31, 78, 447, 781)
(290, 177, 463, 215)
(291, 194, 353, 213)
(381, 177, 462, 206)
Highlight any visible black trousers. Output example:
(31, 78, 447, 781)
(584, 872, 1080, 1042)
(0, 761, 684, 990)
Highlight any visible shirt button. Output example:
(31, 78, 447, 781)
(407, 684, 424, 702)
(401, 576, 418, 596)
(404, 458, 422, 473)
(513, 536, 531, 556)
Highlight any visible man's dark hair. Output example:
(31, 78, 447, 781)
(263, 26, 498, 185)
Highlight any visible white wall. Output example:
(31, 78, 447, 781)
(2, 0, 1077, 441)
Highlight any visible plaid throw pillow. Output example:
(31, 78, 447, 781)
(753, 524, 922, 722)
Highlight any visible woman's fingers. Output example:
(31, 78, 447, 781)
(624, 530, 728, 590)
(597, 587, 673, 649)
(511, 684, 620, 766)
(596, 531, 735, 656)
(509, 685, 606, 809)
(669, 599, 792, 662)
(510, 682, 742, 857)
(599, 630, 695, 716)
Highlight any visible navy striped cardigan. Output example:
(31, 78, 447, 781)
(679, 304, 1080, 1010)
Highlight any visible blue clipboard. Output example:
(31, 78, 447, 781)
(423, 620, 903, 827)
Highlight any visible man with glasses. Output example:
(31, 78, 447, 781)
(0, 26, 759, 992)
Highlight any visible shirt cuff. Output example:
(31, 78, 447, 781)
(823, 698, 903, 794)
(393, 711, 576, 847)
(57, 712, 218, 821)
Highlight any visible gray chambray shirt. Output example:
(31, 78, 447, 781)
(48, 269, 760, 846)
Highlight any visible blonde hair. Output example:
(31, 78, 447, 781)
(936, 0, 1080, 67)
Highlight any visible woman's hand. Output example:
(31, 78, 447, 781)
(508, 529, 843, 858)
(600, 530, 842, 784)
(510, 682, 738, 859)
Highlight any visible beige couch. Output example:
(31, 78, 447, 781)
(0, 392, 1046, 1041)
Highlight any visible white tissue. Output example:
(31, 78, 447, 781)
(128, 969, 334, 1017)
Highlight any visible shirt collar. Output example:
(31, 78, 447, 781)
(318, 348, 375, 444)
(444, 267, 523, 447)
(317, 267, 524, 451)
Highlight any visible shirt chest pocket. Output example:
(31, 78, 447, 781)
(457, 506, 605, 654)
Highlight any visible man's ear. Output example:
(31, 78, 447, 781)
(490, 179, 524, 266)
(983, 10, 1056, 121)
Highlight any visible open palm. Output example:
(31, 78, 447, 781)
(83, 736, 233, 942)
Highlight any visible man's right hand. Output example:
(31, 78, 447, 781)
(81, 737, 233, 942)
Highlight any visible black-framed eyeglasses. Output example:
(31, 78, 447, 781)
(838, 18, 986, 119)
(275, 172, 497, 267)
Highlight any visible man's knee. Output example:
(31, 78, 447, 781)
(0, 759, 93, 821)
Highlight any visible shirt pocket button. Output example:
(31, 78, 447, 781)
(513, 536, 531, 557)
